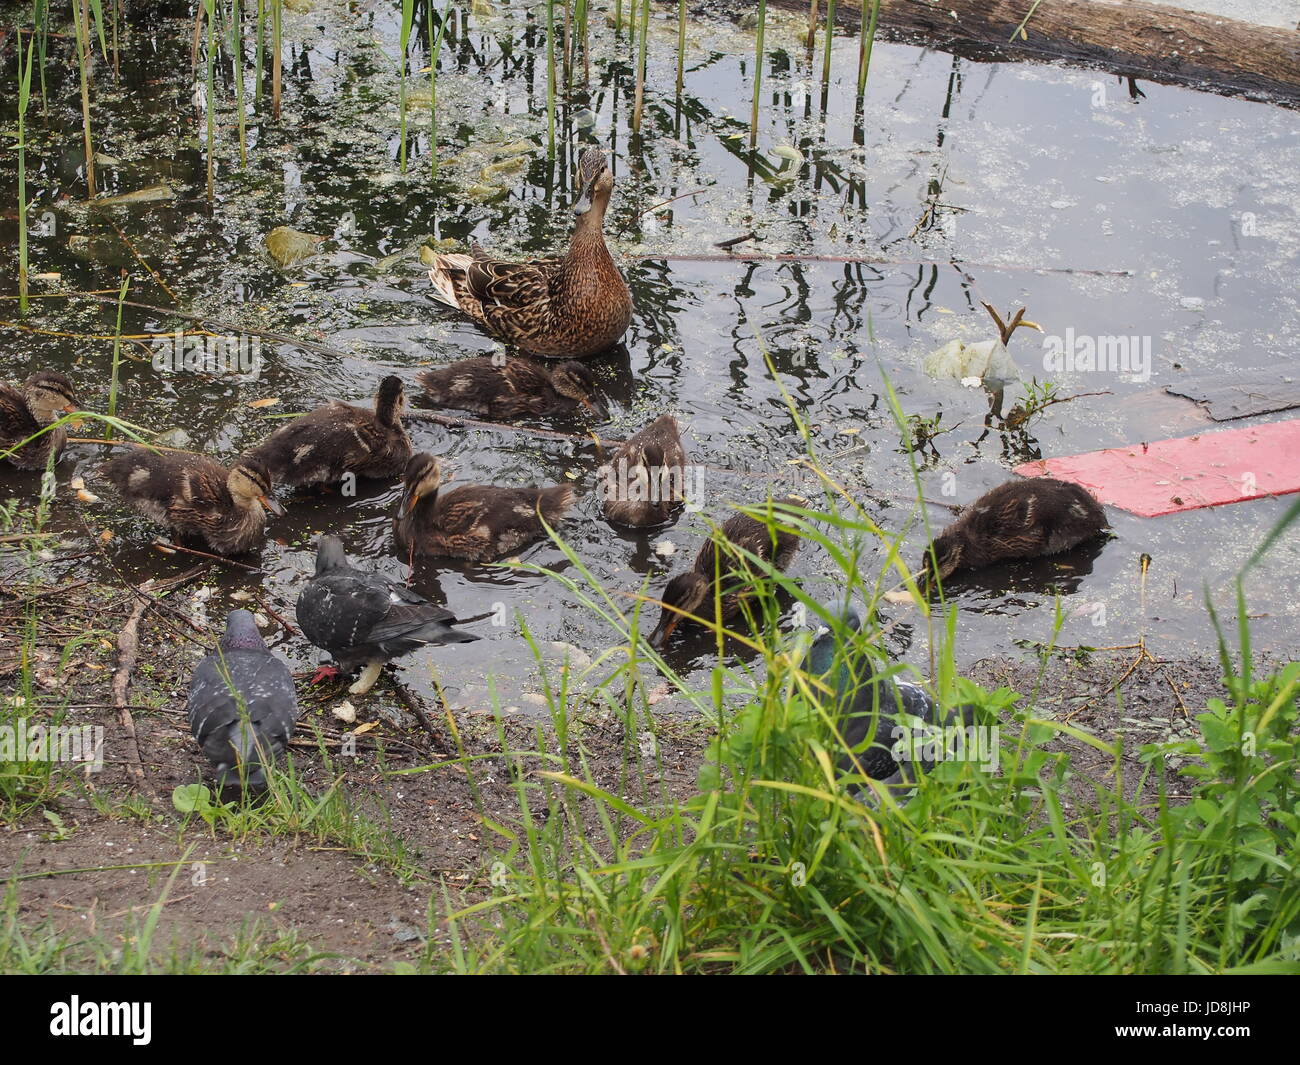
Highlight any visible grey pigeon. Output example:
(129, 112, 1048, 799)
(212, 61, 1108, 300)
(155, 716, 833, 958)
(296, 535, 479, 695)
(807, 600, 979, 799)
(188, 609, 298, 793)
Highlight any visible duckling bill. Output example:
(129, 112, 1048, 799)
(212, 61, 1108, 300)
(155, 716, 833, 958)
(102, 447, 284, 555)
(394, 452, 577, 563)
(426, 147, 632, 359)
(922, 476, 1109, 585)
(0, 371, 81, 469)
(245, 375, 412, 488)
(650, 500, 801, 646)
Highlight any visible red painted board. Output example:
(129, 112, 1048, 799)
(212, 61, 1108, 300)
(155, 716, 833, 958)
(1014, 419, 1300, 517)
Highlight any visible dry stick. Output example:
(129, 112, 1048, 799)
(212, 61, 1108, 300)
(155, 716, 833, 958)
(253, 589, 298, 635)
(102, 216, 180, 302)
(113, 598, 157, 798)
(387, 677, 449, 754)
(152, 539, 266, 574)
(635, 187, 708, 217)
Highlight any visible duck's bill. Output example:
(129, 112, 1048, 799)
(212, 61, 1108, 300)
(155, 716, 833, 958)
(261, 494, 286, 516)
(649, 614, 680, 648)
(62, 404, 85, 429)
(405, 491, 422, 514)
(582, 398, 609, 419)
(571, 192, 593, 217)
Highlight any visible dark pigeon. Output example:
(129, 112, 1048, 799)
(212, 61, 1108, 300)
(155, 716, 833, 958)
(807, 600, 979, 799)
(296, 535, 479, 695)
(188, 609, 298, 793)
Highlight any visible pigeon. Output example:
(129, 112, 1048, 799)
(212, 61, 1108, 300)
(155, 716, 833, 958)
(806, 600, 979, 799)
(296, 535, 479, 695)
(187, 610, 298, 793)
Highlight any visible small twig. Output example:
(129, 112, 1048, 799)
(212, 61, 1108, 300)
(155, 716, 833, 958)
(253, 590, 299, 636)
(636, 187, 707, 217)
(113, 595, 157, 799)
(152, 539, 266, 574)
(387, 676, 449, 754)
(715, 232, 757, 250)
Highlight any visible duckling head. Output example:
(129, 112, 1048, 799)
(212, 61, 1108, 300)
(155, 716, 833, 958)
(551, 362, 608, 418)
(921, 531, 964, 585)
(375, 375, 407, 427)
(572, 149, 614, 220)
(401, 452, 446, 515)
(228, 458, 285, 516)
(22, 371, 81, 426)
(649, 570, 709, 647)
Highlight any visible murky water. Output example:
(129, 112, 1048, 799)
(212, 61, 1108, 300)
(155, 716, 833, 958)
(2, 3, 1297, 708)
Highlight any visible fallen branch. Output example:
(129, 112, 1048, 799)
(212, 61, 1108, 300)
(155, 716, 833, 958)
(113, 597, 157, 799)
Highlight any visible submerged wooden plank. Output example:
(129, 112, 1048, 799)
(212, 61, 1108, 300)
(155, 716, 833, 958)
(1014, 420, 1300, 517)
(1166, 369, 1300, 421)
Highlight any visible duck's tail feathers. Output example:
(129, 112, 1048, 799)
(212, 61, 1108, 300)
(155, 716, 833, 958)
(426, 253, 474, 310)
(539, 485, 579, 523)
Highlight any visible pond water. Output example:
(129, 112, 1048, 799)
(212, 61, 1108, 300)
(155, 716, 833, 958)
(2, 2, 1297, 709)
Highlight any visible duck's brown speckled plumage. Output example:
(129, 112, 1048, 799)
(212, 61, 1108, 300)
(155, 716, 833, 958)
(924, 477, 1109, 583)
(418, 357, 607, 420)
(102, 447, 284, 555)
(650, 499, 802, 645)
(245, 376, 412, 488)
(601, 414, 688, 528)
(0, 371, 80, 470)
(394, 453, 577, 562)
(426, 148, 632, 358)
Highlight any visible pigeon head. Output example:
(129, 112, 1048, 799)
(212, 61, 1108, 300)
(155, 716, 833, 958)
(314, 534, 351, 575)
(807, 598, 864, 677)
(219, 609, 268, 652)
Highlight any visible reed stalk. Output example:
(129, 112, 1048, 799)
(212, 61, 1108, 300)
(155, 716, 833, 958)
(254, 0, 264, 103)
(204, 0, 216, 200)
(676, 0, 685, 94)
(74, 0, 96, 196)
(271, 0, 282, 119)
(233, 0, 247, 165)
(399, 0, 414, 172)
(545, 0, 556, 156)
(855, 0, 880, 105)
(428, 0, 452, 177)
(105, 273, 131, 440)
(632, 0, 648, 133)
(750, 0, 767, 147)
(820, 0, 835, 96)
(16, 29, 35, 315)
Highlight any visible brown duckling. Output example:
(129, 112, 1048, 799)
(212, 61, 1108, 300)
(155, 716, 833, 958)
(650, 500, 802, 646)
(0, 371, 81, 469)
(922, 477, 1109, 585)
(102, 447, 285, 555)
(600, 414, 689, 528)
(425, 147, 633, 358)
(418, 357, 608, 420)
(394, 452, 577, 562)
(245, 375, 412, 489)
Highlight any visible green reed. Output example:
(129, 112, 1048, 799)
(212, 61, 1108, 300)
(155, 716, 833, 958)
(821, 0, 835, 95)
(32, 0, 49, 106)
(398, 0, 414, 172)
(233, 0, 247, 165)
(271, 0, 282, 119)
(204, 0, 216, 199)
(631, 0, 648, 133)
(675, 0, 685, 93)
(806, 0, 818, 61)
(750, 0, 767, 147)
(545, 0, 556, 155)
(428, 0, 452, 177)
(573, 0, 589, 87)
(73, 0, 96, 196)
(105, 273, 131, 439)
(855, 0, 880, 105)
(16, 28, 35, 315)
(254, 0, 264, 103)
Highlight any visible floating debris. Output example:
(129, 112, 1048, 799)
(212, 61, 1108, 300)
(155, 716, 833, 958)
(265, 226, 326, 268)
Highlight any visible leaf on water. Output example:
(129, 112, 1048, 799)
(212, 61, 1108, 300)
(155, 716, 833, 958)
(76, 488, 100, 503)
(465, 183, 508, 203)
(248, 397, 280, 408)
(265, 226, 326, 268)
(882, 589, 919, 607)
(353, 721, 378, 735)
(84, 182, 176, 208)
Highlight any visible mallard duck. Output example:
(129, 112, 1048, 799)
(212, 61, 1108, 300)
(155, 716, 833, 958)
(394, 452, 577, 562)
(418, 357, 608, 420)
(0, 371, 81, 469)
(102, 447, 285, 554)
(650, 500, 802, 646)
(245, 375, 412, 488)
(297, 535, 479, 695)
(188, 609, 298, 793)
(922, 476, 1109, 584)
(806, 600, 978, 798)
(600, 414, 688, 527)
(425, 147, 633, 358)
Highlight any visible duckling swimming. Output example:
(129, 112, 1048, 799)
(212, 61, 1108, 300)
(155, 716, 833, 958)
(102, 447, 285, 555)
(394, 452, 577, 562)
(600, 414, 688, 528)
(418, 357, 607, 420)
(922, 476, 1108, 585)
(245, 375, 412, 489)
(650, 500, 801, 646)
(0, 371, 81, 469)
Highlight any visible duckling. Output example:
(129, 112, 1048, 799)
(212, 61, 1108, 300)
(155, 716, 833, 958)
(244, 375, 412, 489)
(425, 147, 633, 358)
(650, 500, 802, 646)
(297, 535, 479, 695)
(0, 371, 81, 469)
(600, 414, 688, 527)
(188, 609, 298, 794)
(102, 447, 285, 555)
(418, 357, 608, 420)
(806, 600, 979, 799)
(922, 476, 1109, 584)
(394, 452, 577, 562)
